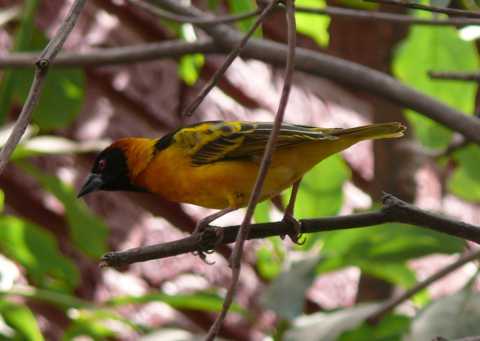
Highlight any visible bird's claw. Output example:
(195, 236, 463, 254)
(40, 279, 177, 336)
(191, 225, 225, 264)
(281, 214, 306, 245)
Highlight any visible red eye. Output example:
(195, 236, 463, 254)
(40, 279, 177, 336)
(98, 159, 107, 171)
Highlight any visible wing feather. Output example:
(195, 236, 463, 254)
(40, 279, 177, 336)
(172, 121, 337, 165)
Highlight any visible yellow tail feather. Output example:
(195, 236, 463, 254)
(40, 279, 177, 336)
(333, 122, 406, 141)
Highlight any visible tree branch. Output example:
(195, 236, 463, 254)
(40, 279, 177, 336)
(129, 0, 262, 25)
(429, 71, 480, 82)
(367, 247, 480, 324)
(364, 0, 480, 18)
(101, 193, 480, 267)
(296, 5, 480, 26)
(0, 0, 86, 174)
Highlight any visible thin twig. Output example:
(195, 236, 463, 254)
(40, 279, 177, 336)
(181, 1, 277, 117)
(101, 193, 480, 266)
(429, 71, 480, 82)
(296, 5, 480, 26)
(0, 0, 86, 174)
(367, 248, 480, 324)
(129, 0, 261, 25)
(364, 0, 480, 18)
(204, 1, 295, 339)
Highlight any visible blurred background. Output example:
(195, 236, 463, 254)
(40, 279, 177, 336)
(0, 0, 480, 340)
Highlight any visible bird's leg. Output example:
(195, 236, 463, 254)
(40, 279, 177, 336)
(281, 178, 305, 245)
(192, 207, 235, 262)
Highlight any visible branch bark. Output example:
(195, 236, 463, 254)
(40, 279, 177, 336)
(364, 0, 480, 18)
(0, 0, 87, 174)
(101, 193, 480, 267)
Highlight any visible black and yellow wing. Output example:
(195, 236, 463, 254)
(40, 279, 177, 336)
(165, 121, 338, 165)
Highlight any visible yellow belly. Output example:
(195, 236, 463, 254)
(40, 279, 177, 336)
(135, 140, 346, 209)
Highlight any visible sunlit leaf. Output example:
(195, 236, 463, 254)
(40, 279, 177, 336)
(295, 0, 330, 46)
(285, 303, 379, 341)
(0, 215, 79, 291)
(262, 255, 322, 320)
(405, 289, 480, 341)
(12, 136, 109, 159)
(254, 200, 271, 223)
(339, 314, 410, 341)
(0, 190, 4, 213)
(0, 301, 44, 341)
(226, 0, 261, 36)
(393, 19, 478, 148)
(20, 163, 108, 258)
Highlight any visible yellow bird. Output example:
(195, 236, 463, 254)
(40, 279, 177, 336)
(78, 121, 405, 241)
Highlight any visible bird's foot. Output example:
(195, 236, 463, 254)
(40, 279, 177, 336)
(281, 214, 305, 245)
(192, 223, 224, 264)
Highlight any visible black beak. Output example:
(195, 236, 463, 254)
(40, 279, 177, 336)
(77, 173, 103, 198)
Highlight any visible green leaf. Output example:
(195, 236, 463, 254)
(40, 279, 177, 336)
(0, 216, 78, 291)
(106, 292, 245, 314)
(284, 303, 379, 341)
(0, 300, 44, 341)
(317, 222, 463, 286)
(226, 0, 261, 36)
(0, 190, 4, 213)
(179, 54, 205, 86)
(262, 255, 322, 320)
(256, 238, 285, 280)
(12, 29, 84, 130)
(293, 154, 350, 219)
(20, 163, 108, 258)
(0, 0, 39, 124)
(339, 314, 410, 341)
(295, 0, 330, 46)
(254, 200, 271, 223)
(448, 145, 480, 202)
(393, 21, 478, 148)
(406, 289, 480, 341)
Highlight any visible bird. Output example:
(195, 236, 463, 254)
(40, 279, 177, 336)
(78, 120, 405, 245)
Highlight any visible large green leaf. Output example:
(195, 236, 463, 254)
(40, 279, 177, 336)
(448, 145, 480, 202)
(0, 215, 78, 291)
(0, 0, 39, 124)
(295, 0, 330, 46)
(284, 303, 379, 341)
(20, 163, 108, 258)
(339, 314, 411, 341)
(405, 289, 480, 341)
(293, 154, 350, 219)
(317, 222, 464, 286)
(12, 29, 84, 130)
(261, 256, 322, 320)
(393, 20, 477, 148)
(0, 300, 44, 341)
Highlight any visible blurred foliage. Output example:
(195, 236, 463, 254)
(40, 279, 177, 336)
(0, 0, 479, 340)
(393, 12, 478, 149)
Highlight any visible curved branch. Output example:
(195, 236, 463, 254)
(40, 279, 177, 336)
(101, 194, 480, 267)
